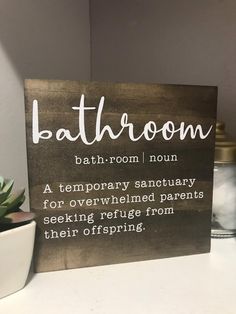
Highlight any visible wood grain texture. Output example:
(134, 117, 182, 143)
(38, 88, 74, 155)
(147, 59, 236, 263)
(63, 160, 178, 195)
(24, 80, 217, 272)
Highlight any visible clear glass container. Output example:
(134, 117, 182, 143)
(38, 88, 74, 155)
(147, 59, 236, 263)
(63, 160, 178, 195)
(212, 163, 236, 237)
(211, 122, 236, 238)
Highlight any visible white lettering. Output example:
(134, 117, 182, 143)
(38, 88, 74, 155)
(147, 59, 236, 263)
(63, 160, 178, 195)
(32, 96, 213, 145)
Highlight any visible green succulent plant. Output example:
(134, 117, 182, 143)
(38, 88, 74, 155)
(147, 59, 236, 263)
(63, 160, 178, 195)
(0, 176, 35, 232)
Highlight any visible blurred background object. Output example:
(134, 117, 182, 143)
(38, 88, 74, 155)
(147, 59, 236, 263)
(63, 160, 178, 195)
(212, 121, 236, 237)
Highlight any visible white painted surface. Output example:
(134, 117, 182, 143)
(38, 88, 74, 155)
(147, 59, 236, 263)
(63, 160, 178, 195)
(0, 239, 235, 313)
(0, 0, 90, 208)
(91, 0, 236, 137)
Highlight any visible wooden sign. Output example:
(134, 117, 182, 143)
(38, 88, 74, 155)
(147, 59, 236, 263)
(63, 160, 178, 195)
(24, 80, 217, 272)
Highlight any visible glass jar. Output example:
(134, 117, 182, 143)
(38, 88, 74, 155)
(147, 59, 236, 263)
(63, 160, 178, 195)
(211, 122, 236, 238)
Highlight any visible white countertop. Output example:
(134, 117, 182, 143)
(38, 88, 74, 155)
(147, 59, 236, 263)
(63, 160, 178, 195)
(0, 238, 236, 314)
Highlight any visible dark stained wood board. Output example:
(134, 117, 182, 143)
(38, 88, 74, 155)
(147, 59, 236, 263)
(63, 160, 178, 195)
(24, 80, 217, 272)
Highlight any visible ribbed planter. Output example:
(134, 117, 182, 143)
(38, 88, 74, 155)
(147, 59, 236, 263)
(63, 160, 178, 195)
(0, 221, 36, 299)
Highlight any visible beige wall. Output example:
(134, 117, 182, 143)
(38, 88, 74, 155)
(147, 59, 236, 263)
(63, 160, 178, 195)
(0, 0, 90, 207)
(90, 0, 236, 137)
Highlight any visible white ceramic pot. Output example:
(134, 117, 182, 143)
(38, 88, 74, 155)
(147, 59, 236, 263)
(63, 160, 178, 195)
(0, 220, 36, 299)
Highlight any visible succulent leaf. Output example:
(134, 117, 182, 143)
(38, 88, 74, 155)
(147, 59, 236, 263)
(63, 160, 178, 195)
(2, 179, 14, 193)
(2, 211, 35, 224)
(0, 176, 34, 231)
(0, 179, 14, 204)
(17, 195, 26, 207)
(2, 189, 25, 213)
(0, 205, 8, 219)
(0, 176, 4, 189)
(0, 191, 8, 204)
